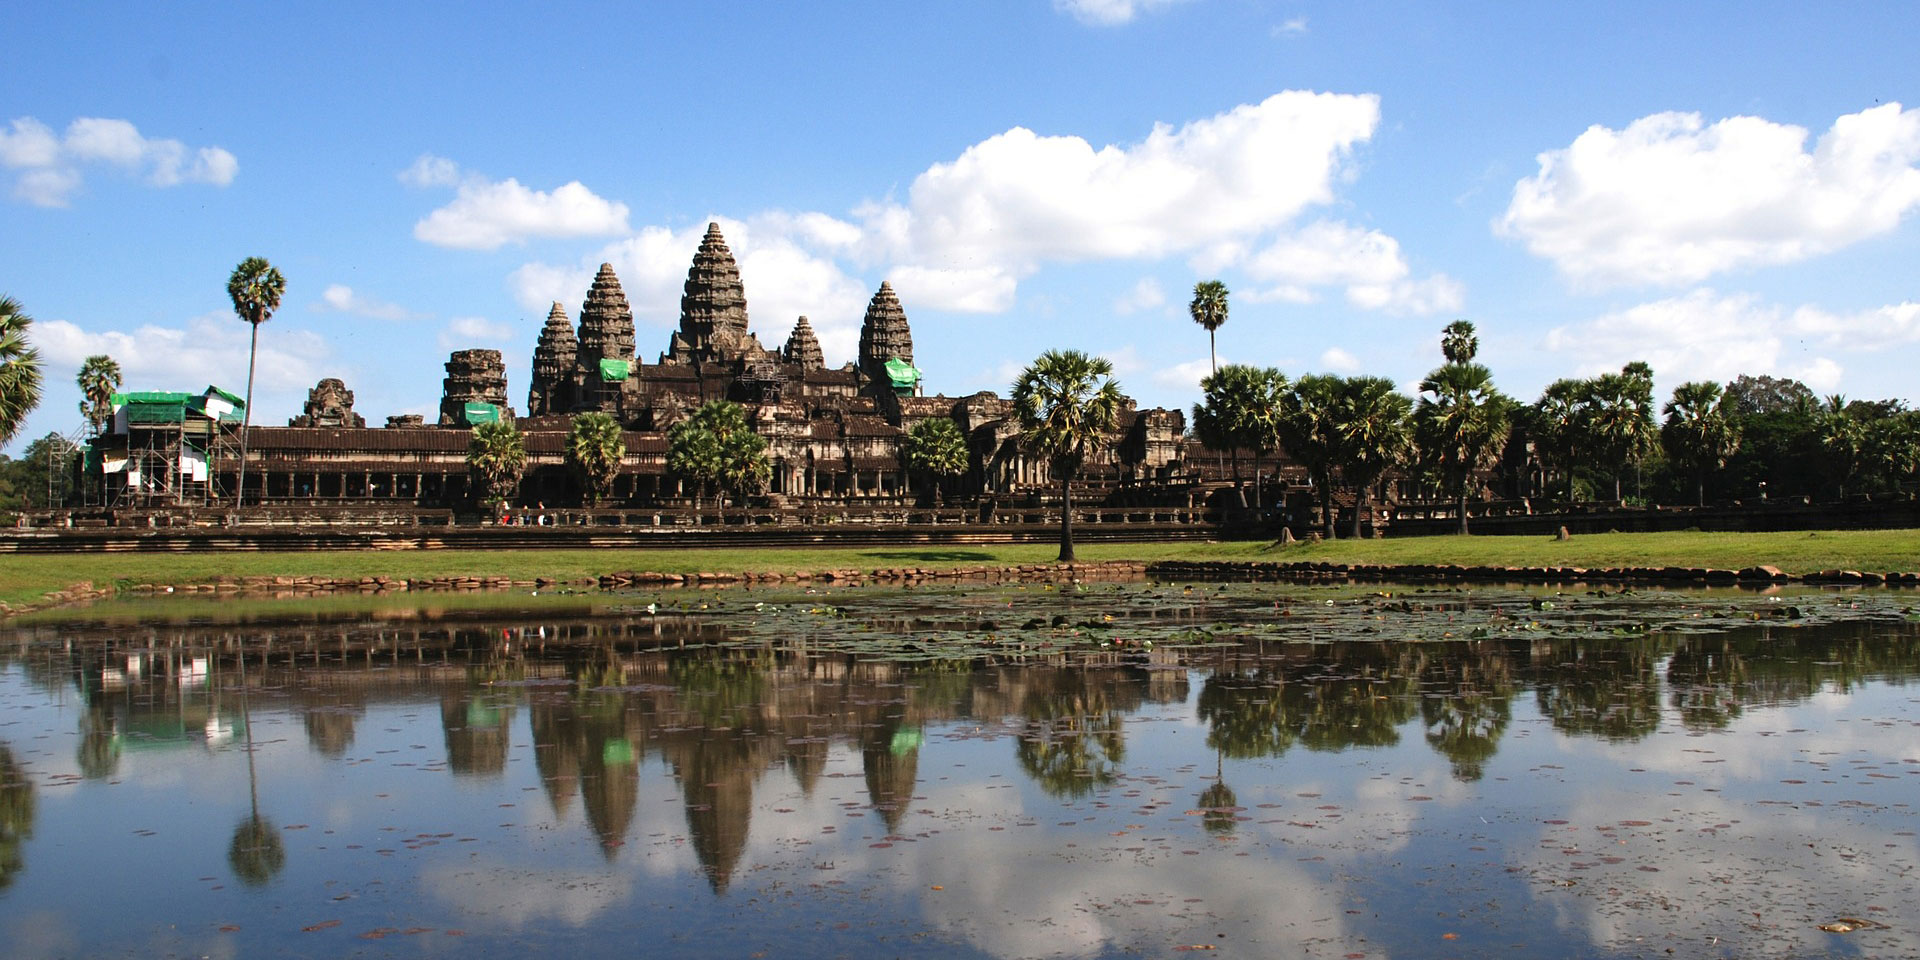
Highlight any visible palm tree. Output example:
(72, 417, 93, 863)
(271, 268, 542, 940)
(1440, 320, 1479, 364)
(1188, 280, 1230, 374)
(1661, 381, 1740, 507)
(466, 420, 527, 509)
(227, 258, 286, 506)
(228, 652, 284, 886)
(1191, 364, 1287, 507)
(1278, 374, 1343, 538)
(566, 412, 626, 506)
(75, 354, 122, 435)
(1817, 395, 1866, 500)
(667, 400, 769, 510)
(1529, 378, 1588, 503)
(1333, 376, 1413, 539)
(1582, 366, 1657, 501)
(903, 417, 968, 504)
(0, 297, 45, 448)
(1414, 361, 1512, 535)
(1011, 349, 1124, 563)
(1864, 413, 1920, 496)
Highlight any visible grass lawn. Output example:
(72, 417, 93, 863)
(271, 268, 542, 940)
(1, 529, 1915, 608)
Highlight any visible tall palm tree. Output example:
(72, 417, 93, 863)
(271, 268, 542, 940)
(1278, 374, 1344, 538)
(566, 412, 626, 506)
(1582, 367, 1656, 501)
(0, 296, 45, 448)
(466, 420, 527, 508)
(1817, 395, 1865, 500)
(1333, 376, 1413, 539)
(903, 416, 968, 504)
(1414, 361, 1512, 535)
(1011, 349, 1124, 563)
(1188, 280, 1230, 374)
(1661, 381, 1740, 507)
(76, 354, 122, 434)
(227, 258, 286, 506)
(667, 400, 769, 510)
(1191, 364, 1287, 507)
(1440, 320, 1479, 365)
(1529, 378, 1588, 503)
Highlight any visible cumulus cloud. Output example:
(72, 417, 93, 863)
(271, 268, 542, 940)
(35, 312, 330, 422)
(1501, 103, 1920, 288)
(0, 116, 237, 206)
(1239, 220, 1463, 314)
(511, 90, 1438, 348)
(1543, 288, 1842, 390)
(1319, 346, 1360, 372)
(438, 315, 514, 350)
(1788, 300, 1920, 350)
(317, 284, 421, 321)
(406, 155, 630, 250)
(1053, 0, 1192, 26)
(1112, 277, 1167, 315)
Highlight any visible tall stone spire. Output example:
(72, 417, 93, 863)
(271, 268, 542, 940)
(857, 281, 914, 394)
(669, 222, 751, 363)
(575, 263, 636, 411)
(528, 301, 578, 416)
(782, 316, 824, 372)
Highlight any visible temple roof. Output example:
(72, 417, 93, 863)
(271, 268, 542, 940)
(673, 222, 751, 363)
(782, 315, 824, 371)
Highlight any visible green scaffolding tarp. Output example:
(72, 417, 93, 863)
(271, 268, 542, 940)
(462, 402, 501, 425)
(125, 400, 189, 424)
(883, 357, 921, 389)
(599, 358, 631, 382)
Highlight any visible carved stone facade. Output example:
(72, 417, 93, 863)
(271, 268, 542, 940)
(781, 316, 825, 372)
(438, 349, 511, 426)
(289, 377, 365, 428)
(527, 301, 578, 417)
(856, 281, 914, 399)
(575, 264, 636, 413)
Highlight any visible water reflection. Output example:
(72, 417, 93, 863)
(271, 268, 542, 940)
(0, 591, 1916, 959)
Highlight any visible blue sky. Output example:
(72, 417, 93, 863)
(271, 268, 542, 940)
(4, 0, 1917, 452)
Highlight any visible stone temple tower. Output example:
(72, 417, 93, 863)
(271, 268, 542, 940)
(668, 222, 756, 364)
(782, 316, 825, 372)
(857, 281, 917, 398)
(527, 301, 578, 416)
(574, 263, 636, 413)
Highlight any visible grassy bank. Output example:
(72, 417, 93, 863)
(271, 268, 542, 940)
(2, 529, 1916, 609)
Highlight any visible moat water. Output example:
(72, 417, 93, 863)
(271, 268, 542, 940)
(0, 582, 1916, 959)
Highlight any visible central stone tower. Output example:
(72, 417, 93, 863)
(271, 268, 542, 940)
(668, 222, 757, 365)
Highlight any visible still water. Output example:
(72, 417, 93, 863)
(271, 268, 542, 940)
(0, 582, 1916, 959)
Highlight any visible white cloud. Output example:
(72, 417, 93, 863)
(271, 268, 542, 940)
(398, 153, 459, 188)
(1502, 103, 1920, 288)
(1274, 17, 1309, 35)
(1238, 220, 1463, 314)
(1319, 346, 1360, 372)
(0, 116, 237, 207)
(36, 312, 330, 421)
(1053, 0, 1192, 26)
(407, 156, 630, 250)
(317, 284, 421, 321)
(889, 264, 1018, 314)
(1150, 357, 1215, 393)
(438, 315, 514, 350)
(1112, 277, 1166, 315)
(1789, 300, 1920, 349)
(1543, 288, 1841, 390)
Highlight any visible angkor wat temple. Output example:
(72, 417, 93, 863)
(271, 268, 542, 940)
(97, 223, 1185, 508)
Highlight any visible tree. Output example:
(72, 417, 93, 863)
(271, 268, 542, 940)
(1529, 378, 1588, 503)
(1414, 361, 1512, 535)
(16, 433, 79, 508)
(0, 297, 44, 448)
(667, 400, 769, 509)
(1011, 350, 1124, 563)
(1864, 413, 1920, 496)
(903, 416, 968, 504)
(1661, 381, 1741, 507)
(466, 420, 527, 509)
(227, 258, 285, 505)
(1278, 374, 1343, 538)
(1440, 320, 1479, 364)
(1190, 364, 1287, 507)
(1817, 395, 1867, 499)
(1333, 376, 1412, 539)
(566, 412, 625, 506)
(1723, 374, 1814, 418)
(76, 355, 121, 435)
(1581, 364, 1657, 501)
(1188, 280, 1229, 374)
